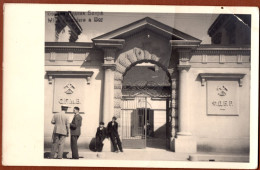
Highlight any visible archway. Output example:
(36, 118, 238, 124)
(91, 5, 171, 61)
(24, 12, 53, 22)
(113, 47, 178, 149)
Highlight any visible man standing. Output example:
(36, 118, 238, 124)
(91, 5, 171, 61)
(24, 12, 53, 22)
(107, 116, 123, 153)
(50, 105, 70, 159)
(70, 107, 82, 159)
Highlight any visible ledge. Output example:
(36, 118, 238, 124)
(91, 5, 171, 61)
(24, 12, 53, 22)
(199, 73, 246, 87)
(92, 39, 125, 49)
(170, 40, 201, 50)
(46, 71, 94, 84)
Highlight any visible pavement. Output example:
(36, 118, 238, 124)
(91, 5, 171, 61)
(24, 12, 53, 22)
(44, 148, 249, 162)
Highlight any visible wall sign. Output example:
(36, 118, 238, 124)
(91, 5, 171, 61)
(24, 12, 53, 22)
(53, 78, 86, 113)
(207, 80, 238, 115)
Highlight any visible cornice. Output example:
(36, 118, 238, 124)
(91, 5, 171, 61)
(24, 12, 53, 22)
(199, 73, 246, 86)
(170, 40, 202, 50)
(46, 70, 94, 84)
(93, 39, 125, 49)
(45, 42, 94, 53)
(194, 44, 251, 55)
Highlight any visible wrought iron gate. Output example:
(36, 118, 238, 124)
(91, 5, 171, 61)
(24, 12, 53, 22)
(121, 96, 149, 148)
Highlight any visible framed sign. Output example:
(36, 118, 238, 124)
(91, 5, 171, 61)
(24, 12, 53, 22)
(207, 80, 239, 115)
(200, 73, 245, 116)
(53, 77, 86, 113)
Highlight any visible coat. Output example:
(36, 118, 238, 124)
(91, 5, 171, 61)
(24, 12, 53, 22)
(51, 111, 69, 136)
(107, 121, 119, 137)
(95, 127, 107, 140)
(70, 114, 82, 136)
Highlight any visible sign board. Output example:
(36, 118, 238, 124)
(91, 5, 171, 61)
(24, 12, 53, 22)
(207, 80, 239, 115)
(53, 78, 86, 113)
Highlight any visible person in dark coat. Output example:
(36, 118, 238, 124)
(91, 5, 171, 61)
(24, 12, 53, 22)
(95, 122, 107, 152)
(107, 116, 123, 153)
(70, 106, 82, 159)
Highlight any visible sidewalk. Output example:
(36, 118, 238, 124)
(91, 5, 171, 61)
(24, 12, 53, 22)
(44, 148, 249, 162)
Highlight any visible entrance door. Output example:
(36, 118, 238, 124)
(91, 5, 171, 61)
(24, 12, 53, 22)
(121, 96, 150, 148)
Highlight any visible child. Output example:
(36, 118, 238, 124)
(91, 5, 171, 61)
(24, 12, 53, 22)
(95, 122, 107, 152)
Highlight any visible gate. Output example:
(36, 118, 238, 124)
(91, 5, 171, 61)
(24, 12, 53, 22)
(121, 96, 149, 148)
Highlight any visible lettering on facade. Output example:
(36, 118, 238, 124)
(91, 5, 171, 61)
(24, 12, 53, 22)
(58, 98, 80, 104)
(211, 85, 233, 111)
(207, 81, 238, 115)
(53, 78, 85, 113)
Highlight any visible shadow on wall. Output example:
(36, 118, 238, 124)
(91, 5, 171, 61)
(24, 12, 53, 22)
(146, 123, 166, 149)
(153, 123, 166, 138)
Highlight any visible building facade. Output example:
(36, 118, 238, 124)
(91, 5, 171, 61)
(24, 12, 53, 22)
(44, 12, 251, 155)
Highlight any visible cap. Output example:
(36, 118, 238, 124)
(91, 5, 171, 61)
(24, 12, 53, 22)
(61, 105, 71, 108)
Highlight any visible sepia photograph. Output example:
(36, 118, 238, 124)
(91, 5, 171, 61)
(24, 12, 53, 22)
(2, 4, 259, 169)
(44, 10, 252, 162)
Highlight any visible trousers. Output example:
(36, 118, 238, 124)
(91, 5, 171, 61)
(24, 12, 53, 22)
(71, 135, 79, 159)
(96, 137, 104, 152)
(110, 134, 123, 152)
(50, 133, 66, 159)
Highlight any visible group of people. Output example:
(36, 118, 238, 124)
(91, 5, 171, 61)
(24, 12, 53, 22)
(95, 116, 123, 153)
(50, 105, 123, 159)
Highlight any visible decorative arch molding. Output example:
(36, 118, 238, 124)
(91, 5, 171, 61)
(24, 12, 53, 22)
(113, 47, 175, 117)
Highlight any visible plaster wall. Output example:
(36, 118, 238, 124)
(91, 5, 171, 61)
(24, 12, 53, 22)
(188, 67, 250, 153)
(44, 67, 104, 150)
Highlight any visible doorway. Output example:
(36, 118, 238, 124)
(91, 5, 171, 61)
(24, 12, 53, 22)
(121, 96, 167, 149)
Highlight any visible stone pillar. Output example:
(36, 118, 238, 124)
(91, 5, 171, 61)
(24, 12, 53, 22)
(177, 65, 191, 136)
(173, 65, 197, 153)
(102, 48, 117, 125)
(170, 40, 201, 153)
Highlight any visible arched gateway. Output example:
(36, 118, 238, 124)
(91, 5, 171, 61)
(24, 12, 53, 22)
(93, 17, 201, 151)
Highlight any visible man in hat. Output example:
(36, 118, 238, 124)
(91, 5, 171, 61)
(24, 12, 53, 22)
(107, 116, 123, 153)
(50, 105, 70, 159)
(70, 106, 82, 159)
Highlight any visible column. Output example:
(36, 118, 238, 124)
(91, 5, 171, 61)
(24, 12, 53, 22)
(177, 65, 191, 136)
(102, 63, 116, 152)
(93, 39, 124, 152)
(103, 66, 115, 124)
(170, 40, 201, 153)
(173, 64, 197, 153)
(102, 48, 116, 125)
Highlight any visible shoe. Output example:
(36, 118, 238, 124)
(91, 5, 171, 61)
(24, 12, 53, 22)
(120, 150, 123, 152)
(114, 150, 119, 153)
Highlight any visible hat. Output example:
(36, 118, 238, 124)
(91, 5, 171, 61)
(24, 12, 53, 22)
(61, 105, 71, 108)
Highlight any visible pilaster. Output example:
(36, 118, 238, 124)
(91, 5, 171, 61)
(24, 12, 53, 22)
(93, 39, 125, 125)
(170, 40, 201, 153)
(102, 48, 117, 125)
